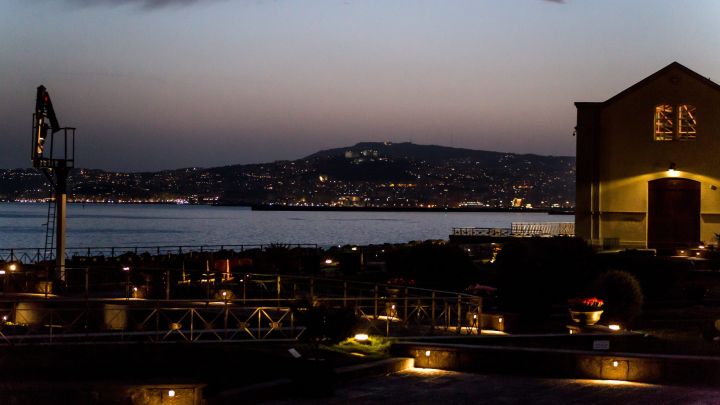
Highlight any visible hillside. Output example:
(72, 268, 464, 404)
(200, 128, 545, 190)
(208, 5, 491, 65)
(0, 142, 575, 208)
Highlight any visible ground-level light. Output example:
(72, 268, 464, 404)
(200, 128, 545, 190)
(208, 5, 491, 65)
(608, 324, 621, 331)
(354, 333, 369, 342)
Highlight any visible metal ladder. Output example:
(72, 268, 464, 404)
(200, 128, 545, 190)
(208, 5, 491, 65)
(43, 198, 55, 261)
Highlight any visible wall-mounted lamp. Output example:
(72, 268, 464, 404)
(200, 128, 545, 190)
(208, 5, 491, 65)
(668, 162, 676, 173)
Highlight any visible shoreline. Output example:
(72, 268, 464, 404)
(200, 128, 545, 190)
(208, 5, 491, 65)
(245, 204, 574, 214)
(0, 201, 574, 214)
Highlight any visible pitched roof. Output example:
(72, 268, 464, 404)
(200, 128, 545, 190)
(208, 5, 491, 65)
(603, 61, 720, 105)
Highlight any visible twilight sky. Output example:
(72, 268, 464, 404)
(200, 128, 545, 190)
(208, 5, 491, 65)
(2, 0, 720, 171)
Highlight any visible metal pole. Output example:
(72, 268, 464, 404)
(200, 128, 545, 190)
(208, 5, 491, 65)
(374, 285, 379, 319)
(457, 295, 462, 334)
(190, 309, 194, 342)
(403, 287, 408, 322)
(165, 269, 170, 300)
(343, 282, 348, 308)
(431, 292, 436, 329)
(55, 168, 68, 283)
(276, 275, 281, 307)
(476, 297, 483, 335)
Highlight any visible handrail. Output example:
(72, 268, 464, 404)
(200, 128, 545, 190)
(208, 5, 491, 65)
(0, 243, 320, 264)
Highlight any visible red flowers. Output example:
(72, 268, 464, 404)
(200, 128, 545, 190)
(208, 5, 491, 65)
(569, 297, 604, 311)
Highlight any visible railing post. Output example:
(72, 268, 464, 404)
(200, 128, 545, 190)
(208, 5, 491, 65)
(224, 304, 229, 340)
(258, 308, 262, 340)
(374, 285, 379, 319)
(444, 300, 449, 329)
(431, 292, 436, 329)
(165, 269, 171, 300)
(276, 275, 281, 307)
(84, 267, 89, 301)
(155, 303, 160, 341)
(343, 282, 348, 308)
(476, 297, 483, 335)
(457, 294, 462, 334)
(403, 288, 408, 323)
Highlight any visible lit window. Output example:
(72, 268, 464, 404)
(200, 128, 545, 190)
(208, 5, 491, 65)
(654, 104, 674, 141)
(678, 105, 697, 139)
(654, 104, 697, 141)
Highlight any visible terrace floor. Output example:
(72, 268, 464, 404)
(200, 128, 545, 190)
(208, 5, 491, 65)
(265, 368, 720, 404)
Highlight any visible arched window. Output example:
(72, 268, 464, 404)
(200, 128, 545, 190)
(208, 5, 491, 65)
(654, 104, 697, 141)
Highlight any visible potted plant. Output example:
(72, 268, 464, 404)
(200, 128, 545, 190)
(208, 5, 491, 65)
(568, 297, 604, 325)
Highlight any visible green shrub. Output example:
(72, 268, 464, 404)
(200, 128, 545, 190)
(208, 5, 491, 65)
(593, 270, 644, 326)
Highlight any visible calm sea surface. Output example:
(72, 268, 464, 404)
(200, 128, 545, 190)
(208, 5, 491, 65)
(0, 203, 572, 249)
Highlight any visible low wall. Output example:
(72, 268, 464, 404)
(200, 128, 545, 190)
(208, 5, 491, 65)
(392, 341, 720, 385)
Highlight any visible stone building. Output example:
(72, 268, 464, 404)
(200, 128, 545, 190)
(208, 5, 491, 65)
(575, 62, 720, 250)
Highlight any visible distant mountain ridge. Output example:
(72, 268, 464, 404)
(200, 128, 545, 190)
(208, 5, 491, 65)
(305, 142, 570, 163)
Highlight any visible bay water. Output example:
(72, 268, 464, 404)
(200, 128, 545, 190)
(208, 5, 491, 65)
(0, 203, 572, 249)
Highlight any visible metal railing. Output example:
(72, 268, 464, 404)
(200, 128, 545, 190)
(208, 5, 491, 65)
(0, 243, 319, 264)
(0, 274, 484, 345)
(452, 222, 574, 238)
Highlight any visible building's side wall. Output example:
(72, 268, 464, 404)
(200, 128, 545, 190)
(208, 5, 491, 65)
(597, 67, 720, 247)
(574, 103, 602, 245)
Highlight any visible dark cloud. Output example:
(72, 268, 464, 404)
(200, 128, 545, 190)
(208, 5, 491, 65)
(64, 0, 221, 10)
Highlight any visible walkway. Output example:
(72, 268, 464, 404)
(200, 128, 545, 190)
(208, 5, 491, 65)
(266, 368, 720, 404)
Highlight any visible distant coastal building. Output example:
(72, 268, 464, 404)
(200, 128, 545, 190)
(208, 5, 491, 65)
(575, 62, 720, 250)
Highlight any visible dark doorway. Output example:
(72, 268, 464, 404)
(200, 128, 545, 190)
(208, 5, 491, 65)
(648, 178, 700, 249)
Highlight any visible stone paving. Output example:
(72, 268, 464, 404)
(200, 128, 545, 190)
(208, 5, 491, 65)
(266, 368, 720, 404)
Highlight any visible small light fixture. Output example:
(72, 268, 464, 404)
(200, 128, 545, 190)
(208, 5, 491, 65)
(425, 350, 431, 357)
(324, 259, 333, 264)
(0, 270, 5, 275)
(668, 162, 676, 173)
(122, 266, 130, 271)
(612, 360, 619, 368)
(167, 389, 176, 397)
(8, 264, 17, 272)
(608, 324, 621, 331)
(354, 333, 369, 342)
(351, 246, 358, 251)
(498, 317, 504, 323)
